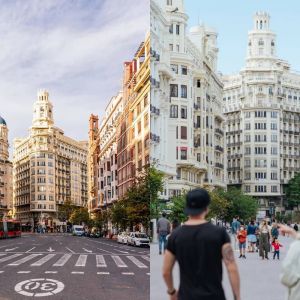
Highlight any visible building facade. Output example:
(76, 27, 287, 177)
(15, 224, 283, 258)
(222, 12, 300, 216)
(150, 0, 225, 200)
(13, 90, 88, 227)
(0, 116, 13, 218)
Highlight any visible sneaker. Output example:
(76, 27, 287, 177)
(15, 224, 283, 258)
(159, 251, 162, 255)
(239, 254, 242, 258)
(243, 255, 246, 258)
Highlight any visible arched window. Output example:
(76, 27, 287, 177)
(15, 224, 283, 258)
(271, 40, 275, 47)
(248, 40, 252, 46)
(258, 39, 264, 46)
(260, 20, 263, 29)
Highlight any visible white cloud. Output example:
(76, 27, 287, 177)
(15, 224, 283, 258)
(0, 0, 149, 155)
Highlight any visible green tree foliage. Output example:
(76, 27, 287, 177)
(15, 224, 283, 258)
(69, 207, 90, 225)
(207, 189, 230, 221)
(110, 200, 128, 231)
(57, 199, 76, 222)
(169, 194, 187, 223)
(286, 173, 300, 209)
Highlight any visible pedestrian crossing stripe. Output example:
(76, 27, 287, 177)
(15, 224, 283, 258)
(0, 253, 149, 269)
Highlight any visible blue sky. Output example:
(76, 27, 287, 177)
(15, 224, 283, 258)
(0, 0, 149, 155)
(185, 0, 299, 75)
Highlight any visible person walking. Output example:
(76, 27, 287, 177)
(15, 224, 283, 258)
(259, 220, 270, 260)
(162, 188, 240, 300)
(157, 212, 171, 255)
(271, 223, 279, 242)
(278, 224, 300, 300)
(231, 217, 241, 250)
(247, 220, 257, 252)
(237, 225, 247, 258)
(271, 238, 283, 260)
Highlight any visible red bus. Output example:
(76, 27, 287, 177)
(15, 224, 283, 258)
(0, 220, 21, 238)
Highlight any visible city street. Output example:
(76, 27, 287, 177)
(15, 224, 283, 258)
(0, 233, 149, 300)
(150, 235, 292, 300)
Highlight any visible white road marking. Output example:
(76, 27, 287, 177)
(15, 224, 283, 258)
(66, 247, 75, 254)
(53, 254, 72, 267)
(127, 256, 147, 268)
(0, 271, 4, 273)
(97, 248, 113, 254)
(111, 255, 127, 268)
(5, 247, 19, 252)
(142, 255, 150, 262)
(25, 247, 36, 253)
(83, 248, 92, 253)
(0, 254, 6, 257)
(122, 272, 134, 275)
(96, 255, 107, 267)
(71, 271, 84, 274)
(97, 272, 109, 275)
(8, 254, 42, 266)
(45, 271, 57, 274)
(75, 255, 87, 267)
(17, 271, 31, 274)
(47, 247, 55, 252)
(113, 249, 129, 254)
(31, 254, 56, 266)
(0, 253, 23, 263)
(146, 273, 150, 275)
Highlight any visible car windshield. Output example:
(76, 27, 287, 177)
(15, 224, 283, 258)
(135, 233, 148, 238)
(75, 228, 83, 231)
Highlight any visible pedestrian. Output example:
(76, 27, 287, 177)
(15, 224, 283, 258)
(231, 216, 241, 250)
(278, 224, 300, 300)
(237, 225, 247, 258)
(162, 188, 240, 300)
(271, 223, 279, 242)
(271, 238, 283, 260)
(157, 212, 171, 255)
(293, 223, 298, 232)
(247, 220, 257, 252)
(259, 220, 270, 260)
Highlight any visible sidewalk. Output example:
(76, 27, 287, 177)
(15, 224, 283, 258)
(150, 236, 292, 300)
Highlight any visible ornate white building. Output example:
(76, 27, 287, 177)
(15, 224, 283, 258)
(13, 90, 88, 227)
(222, 12, 300, 216)
(0, 116, 13, 217)
(150, 0, 225, 200)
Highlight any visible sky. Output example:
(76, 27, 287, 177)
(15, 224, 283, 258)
(185, 0, 300, 75)
(0, 0, 149, 157)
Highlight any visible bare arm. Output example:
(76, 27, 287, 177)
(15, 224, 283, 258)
(222, 243, 240, 300)
(162, 250, 178, 300)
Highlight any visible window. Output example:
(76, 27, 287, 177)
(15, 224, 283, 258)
(170, 105, 178, 118)
(244, 135, 251, 142)
(170, 84, 178, 97)
(197, 79, 201, 88)
(180, 148, 187, 160)
(181, 106, 187, 119)
(181, 65, 187, 75)
(176, 24, 180, 35)
(255, 185, 266, 192)
(271, 160, 278, 167)
(245, 123, 251, 130)
(271, 135, 277, 142)
(245, 147, 251, 155)
(255, 123, 267, 130)
(169, 44, 173, 51)
(258, 39, 264, 46)
(255, 111, 266, 117)
(181, 126, 187, 139)
(169, 24, 173, 34)
(255, 172, 266, 179)
(271, 186, 278, 192)
(176, 44, 179, 52)
(255, 159, 267, 167)
(244, 111, 251, 118)
(244, 159, 251, 167)
(181, 85, 187, 98)
(271, 123, 278, 130)
(171, 64, 178, 74)
(271, 147, 278, 155)
(167, 0, 172, 5)
(271, 172, 278, 180)
(255, 147, 267, 154)
(245, 186, 251, 193)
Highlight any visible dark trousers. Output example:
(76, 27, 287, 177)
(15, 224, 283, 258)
(273, 250, 280, 259)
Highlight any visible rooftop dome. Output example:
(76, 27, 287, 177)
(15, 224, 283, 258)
(0, 116, 6, 125)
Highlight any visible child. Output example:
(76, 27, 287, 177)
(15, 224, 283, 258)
(272, 238, 283, 260)
(237, 225, 247, 258)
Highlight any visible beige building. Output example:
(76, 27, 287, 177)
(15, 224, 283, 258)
(0, 116, 13, 218)
(13, 90, 88, 227)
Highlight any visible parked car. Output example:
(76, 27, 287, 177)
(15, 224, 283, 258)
(72, 225, 84, 236)
(117, 232, 128, 244)
(127, 232, 150, 247)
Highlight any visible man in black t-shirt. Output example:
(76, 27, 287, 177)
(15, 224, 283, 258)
(162, 188, 240, 300)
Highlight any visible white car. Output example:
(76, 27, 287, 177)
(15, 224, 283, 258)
(117, 232, 128, 244)
(127, 232, 150, 247)
(72, 225, 84, 236)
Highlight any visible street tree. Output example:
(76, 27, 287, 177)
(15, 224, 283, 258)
(69, 207, 90, 225)
(57, 199, 76, 222)
(286, 172, 300, 210)
(169, 194, 187, 223)
(207, 189, 230, 221)
(110, 200, 128, 231)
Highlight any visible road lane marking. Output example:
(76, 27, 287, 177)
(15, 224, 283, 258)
(147, 273, 150, 275)
(53, 254, 72, 267)
(111, 255, 127, 268)
(47, 247, 55, 252)
(113, 249, 129, 254)
(0, 254, 6, 257)
(45, 271, 57, 274)
(31, 254, 56, 266)
(122, 272, 134, 275)
(17, 271, 31, 274)
(97, 272, 109, 275)
(96, 255, 107, 267)
(66, 247, 75, 254)
(25, 247, 36, 253)
(83, 248, 92, 253)
(71, 271, 84, 274)
(0, 271, 4, 273)
(0, 253, 23, 263)
(97, 248, 113, 254)
(127, 256, 147, 268)
(8, 254, 42, 266)
(142, 255, 150, 262)
(75, 255, 87, 267)
(5, 247, 19, 252)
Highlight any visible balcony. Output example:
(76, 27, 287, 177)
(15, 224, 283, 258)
(215, 128, 224, 135)
(215, 145, 224, 152)
(228, 179, 242, 185)
(227, 166, 241, 171)
(215, 163, 224, 169)
(150, 104, 160, 116)
(150, 133, 160, 143)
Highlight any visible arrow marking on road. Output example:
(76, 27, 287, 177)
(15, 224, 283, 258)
(47, 247, 55, 252)
(82, 248, 92, 253)
(5, 247, 18, 252)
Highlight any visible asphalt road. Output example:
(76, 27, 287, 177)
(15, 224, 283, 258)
(150, 235, 292, 300)
(0, 233, 149, 300)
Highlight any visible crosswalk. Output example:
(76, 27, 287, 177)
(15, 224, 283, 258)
(0, 252, 150, 275)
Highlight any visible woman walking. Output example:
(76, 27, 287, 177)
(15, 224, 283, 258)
(259, 220, 270, 260)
